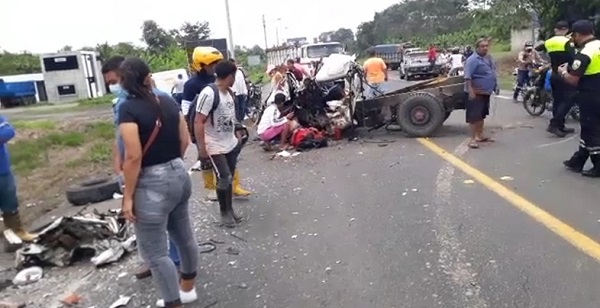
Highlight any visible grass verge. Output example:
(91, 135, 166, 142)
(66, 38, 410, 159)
(9, 120, 114, 175)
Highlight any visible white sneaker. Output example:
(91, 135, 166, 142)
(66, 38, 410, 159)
(156, 288, 198, 307)
(191, 160, 202, 171)
(206, 190, 217, 201)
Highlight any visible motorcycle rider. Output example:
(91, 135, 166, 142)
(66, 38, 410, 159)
(513, 41, 543, 103)
(182, 47, 251, 199)
(558, 20, 600, 177)
(539, 21, 577, 137)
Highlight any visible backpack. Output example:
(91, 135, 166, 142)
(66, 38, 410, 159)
(291, 127, 328, 150)
(188, 84, 233, 143)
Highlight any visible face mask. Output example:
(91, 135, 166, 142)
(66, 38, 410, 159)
(109, 84, 127, 98)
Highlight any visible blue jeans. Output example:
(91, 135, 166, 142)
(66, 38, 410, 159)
(367, 82, 385, 99)
(134, 158, 196, 305)
(118, 173, 181, 267)
(513, 70, 530, 99)
(0, 173, 18, 213)
(235, 95, 248, 122)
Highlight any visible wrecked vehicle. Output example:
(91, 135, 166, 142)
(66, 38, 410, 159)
(348, 67, 465, 137)
(282, 54, 354, 133)
(13, 209, 135, 269)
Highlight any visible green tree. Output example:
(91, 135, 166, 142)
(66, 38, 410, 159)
(0, 51, 41, 75)
(174, 21, 211, 46)
(141, 20, 176, 54)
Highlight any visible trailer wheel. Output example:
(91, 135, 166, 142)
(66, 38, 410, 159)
(397, 92, 445, 137)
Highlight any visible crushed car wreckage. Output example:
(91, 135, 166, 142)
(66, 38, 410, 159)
(11, 209, 136, 269)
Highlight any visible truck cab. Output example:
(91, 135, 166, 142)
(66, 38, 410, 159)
(298, 42, 345, 74)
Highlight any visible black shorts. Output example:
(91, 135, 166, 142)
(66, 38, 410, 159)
(465, 93, 490, 123)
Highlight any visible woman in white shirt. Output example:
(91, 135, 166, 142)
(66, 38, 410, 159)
(256, 93, 296, 150)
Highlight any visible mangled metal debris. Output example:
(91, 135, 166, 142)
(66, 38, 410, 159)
(13, 209, 135, 269)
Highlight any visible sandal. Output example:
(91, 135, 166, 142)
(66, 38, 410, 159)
(468, 141, 479, 149)
(476, 136, 495, 143)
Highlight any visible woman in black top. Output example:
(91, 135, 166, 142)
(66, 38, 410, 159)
(117, 57, 198, 308)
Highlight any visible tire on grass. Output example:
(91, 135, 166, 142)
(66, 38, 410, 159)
(66, 176, 120, 206)
(396, 92, 445, 137)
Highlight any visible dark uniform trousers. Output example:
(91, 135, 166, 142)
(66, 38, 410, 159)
(549, 74, 576, 129)
(568, 91, 600, 167)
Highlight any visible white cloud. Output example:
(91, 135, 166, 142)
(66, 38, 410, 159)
(0, 0, 398, 53)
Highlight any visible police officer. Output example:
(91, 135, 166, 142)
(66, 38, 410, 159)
(182, 47, 251, 198)
(559, 20, 600, 177)
(539, 21, 577, 137)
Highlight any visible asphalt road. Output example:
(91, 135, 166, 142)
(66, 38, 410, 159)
(5, 74, 600, 307)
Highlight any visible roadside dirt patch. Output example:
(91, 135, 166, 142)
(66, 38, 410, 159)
(7, 116, 114, 226)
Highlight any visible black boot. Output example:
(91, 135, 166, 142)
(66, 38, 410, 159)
(226, 188, 242, 223)
(217, 188, 235, 228)
(561, 126, 576, 134)
(547, 125, 567, 137)
(582, 154, 600, 178)
(563, 147, 589, 173)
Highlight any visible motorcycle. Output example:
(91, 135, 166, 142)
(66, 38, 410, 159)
(513, 63, 543, 101)
(247, 82, 264, 125)
(522, 66, 580, 121)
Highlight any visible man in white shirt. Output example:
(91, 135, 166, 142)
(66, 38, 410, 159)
(171, 74, 185, 106)
(257, 93, 296, 150)
(194, 60, 245, 227)
(229, 58, 248, 122)
(448, 48, 465, 76)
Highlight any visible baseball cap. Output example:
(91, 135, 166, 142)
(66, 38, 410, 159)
(572, 20, 595, 35)
(555, 21, 569, 30)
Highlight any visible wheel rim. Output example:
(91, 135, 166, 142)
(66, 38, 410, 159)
(410, 106, 430, 125)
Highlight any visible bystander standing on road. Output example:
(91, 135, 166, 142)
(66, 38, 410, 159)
(194, 60, 245, 228)
(428, 44, 438, 71)
(183, 47, 251, 199)
(558, 20, 600, 177)
(101, 56, 181, 280)
(363, 50, 388, 98)
(171, 74, 185, 108)
(538, 21, 577, 137)
(118, 57, 199, 307)
(464, 38, 498, 149)
(229, 58, 249, 123)
(0, 116, 36, 242)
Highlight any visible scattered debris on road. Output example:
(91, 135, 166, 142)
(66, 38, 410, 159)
(500, 176, 514, 181)
(12, 266, 42, 285)
(13, 209, 135, 269)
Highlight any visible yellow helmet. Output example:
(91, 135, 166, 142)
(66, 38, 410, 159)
(191, 47, 223, 72)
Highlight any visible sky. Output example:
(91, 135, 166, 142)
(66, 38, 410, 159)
(0, 0, 399, 53)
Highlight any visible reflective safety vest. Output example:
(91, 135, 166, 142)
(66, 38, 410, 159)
(544, 36, 570, 52)
(579, 39, 600, 75)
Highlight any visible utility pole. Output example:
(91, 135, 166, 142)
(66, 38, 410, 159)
(224, 0, 235, 59)
(276, 18, 281, 45)
(262, 14, 268, 49)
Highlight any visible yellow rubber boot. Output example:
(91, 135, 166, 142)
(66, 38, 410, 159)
(202, 170, 218, 201)
(233, 170, 251, 197)
(2, 212, 37, 242)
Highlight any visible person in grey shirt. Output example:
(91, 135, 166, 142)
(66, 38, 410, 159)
(464, 38, 499, 149)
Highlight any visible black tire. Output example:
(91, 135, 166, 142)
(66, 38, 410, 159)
(397, 92, 445, 137)
(406, 75, 412, 81)
(522, 89, 545, 116)
(66, 176, 120, 206)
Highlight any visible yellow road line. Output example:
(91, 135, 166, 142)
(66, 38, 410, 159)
(418, 137, 600, 262)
